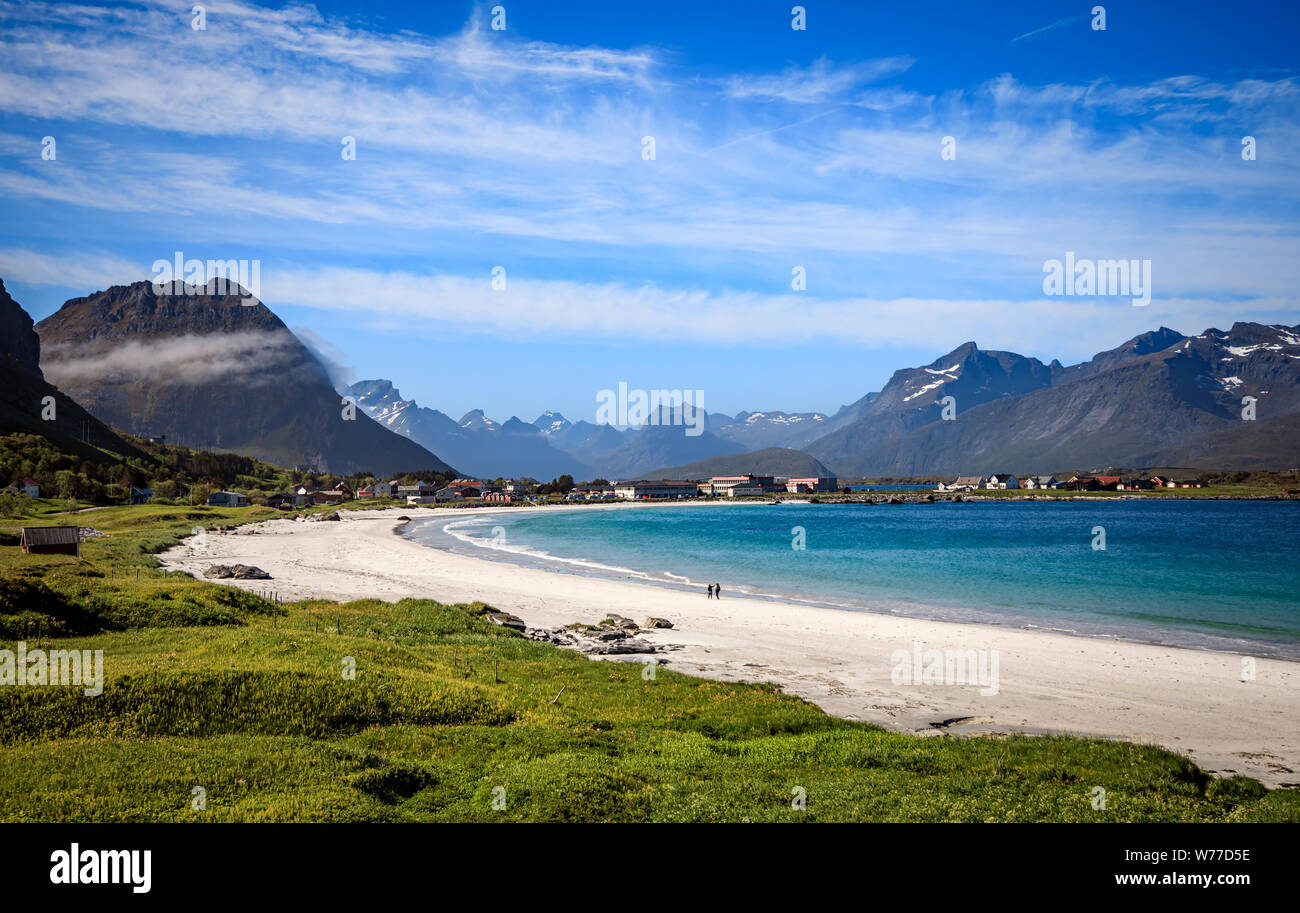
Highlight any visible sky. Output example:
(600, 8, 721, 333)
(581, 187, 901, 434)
(0, 0, 1297, 424)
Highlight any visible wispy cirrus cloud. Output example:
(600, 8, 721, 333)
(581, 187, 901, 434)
(1011, 15, 1085, 44)
(0, 0, 1296, 373)
(723, 55, 914, 103)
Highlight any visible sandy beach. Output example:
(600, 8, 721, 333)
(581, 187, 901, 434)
(159, 506, 1300, 787)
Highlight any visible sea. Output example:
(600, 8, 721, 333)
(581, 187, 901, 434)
(402, 500, 1300, 659)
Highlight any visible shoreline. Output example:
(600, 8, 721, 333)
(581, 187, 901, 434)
(159, 506, 1300, 787)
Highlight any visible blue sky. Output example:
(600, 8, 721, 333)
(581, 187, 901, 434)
(1, 0, 1298, 423)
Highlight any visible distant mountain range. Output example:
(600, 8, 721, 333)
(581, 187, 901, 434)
(336, 321, 1300, 479)
(804, 325, 1300, 476)
(345, 385, 748, 480)
(35, 281, 453, 476)
(12, 276, 1297, 481)
(344, 380, 588, 480)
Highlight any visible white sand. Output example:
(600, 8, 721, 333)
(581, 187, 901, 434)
(159, 506, 1300, 786)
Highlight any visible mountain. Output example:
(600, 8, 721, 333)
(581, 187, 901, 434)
(347, 381, 588, 479)
(36, 281, 452, 476)
(808, 342, 1055, 473)
(526, 406, 742, 479)
(709, 410, 831, 450)
(806, 323, 1300, 475)
(458, 410, 500, 433)
(533, 416, 627, 472)
(0, 278, 148, 462)
(645, 447, 836, 480)
(536, 404, 743, 479)
(532, 411, 573, 436)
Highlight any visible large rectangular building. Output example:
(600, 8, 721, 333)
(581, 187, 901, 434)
(786, 476, 838, 493)
(614, 480, 698, 499)
(702, 475, 779, 495)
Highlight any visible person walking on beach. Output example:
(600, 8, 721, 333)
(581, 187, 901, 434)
(713, 582, 721, 599)
(706, 584, 713, 599)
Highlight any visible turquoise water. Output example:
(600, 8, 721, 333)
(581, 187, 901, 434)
(405, 501, 1300, 658)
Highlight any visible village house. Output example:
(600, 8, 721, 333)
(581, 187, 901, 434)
(266, 492, 296, 510)
(19, 526, 80, 556)
(432, 488, 463, 502)
(449, 479, 488, 494)
(786, 476, 839, 493)
(1066, 476, 1101, 491)
(1117, 478, 1153, 491)
(207, 491, 250, 508)
(129, 486, 153, 504)
(19, 478, 39, 498)
(1020, 475, 1062, 490)
(358, 480, 393, 499)
(396, 482, 437, 500)
(937, 475, 984, 492)
(331, 482, 353, 500)
(984, 474, 1020, 490)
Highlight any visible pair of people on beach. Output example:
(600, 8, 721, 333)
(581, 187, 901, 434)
(706, 582, 721, 599)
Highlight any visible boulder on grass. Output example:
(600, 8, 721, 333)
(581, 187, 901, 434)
(484, 611, 527, 632)
(204, 564, 272, 580)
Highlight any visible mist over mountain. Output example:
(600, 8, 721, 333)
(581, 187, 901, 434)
(36, 281, 452, 476)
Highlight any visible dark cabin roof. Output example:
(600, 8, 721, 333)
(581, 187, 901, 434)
(21, 526, 80, 546)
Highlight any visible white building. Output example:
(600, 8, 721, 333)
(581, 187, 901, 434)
(786, 476, 838, 493)
(207, 491, 250, 507)
(984, 474, 1020, 490)
(937, 476, 983, 491)
(397, 482, 437, 499)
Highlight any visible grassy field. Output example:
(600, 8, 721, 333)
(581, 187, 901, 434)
(0, 504, 1295, 822)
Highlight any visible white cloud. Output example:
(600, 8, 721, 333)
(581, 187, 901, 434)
(723, 56, 914, 103)
(262, 265, 1299, 364)
(41, 330, 308, 387)
(0, 0, 1296, 354)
